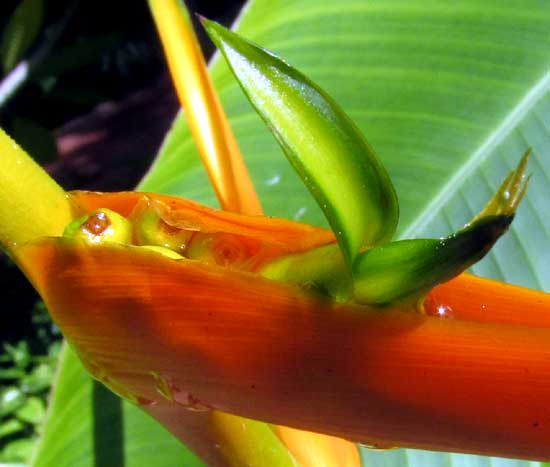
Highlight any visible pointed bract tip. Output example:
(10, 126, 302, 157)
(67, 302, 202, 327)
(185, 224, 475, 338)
(471, 148, 531, 224)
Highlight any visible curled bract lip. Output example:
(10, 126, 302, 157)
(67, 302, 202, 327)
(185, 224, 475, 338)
(15, 190, 550, 463)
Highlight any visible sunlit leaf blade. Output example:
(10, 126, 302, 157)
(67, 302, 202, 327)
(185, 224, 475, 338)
(202, 18, 399, 267)
(40, 1, 550, 466)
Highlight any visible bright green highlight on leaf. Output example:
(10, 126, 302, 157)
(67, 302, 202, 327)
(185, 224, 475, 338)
(202, 19, 398, 268)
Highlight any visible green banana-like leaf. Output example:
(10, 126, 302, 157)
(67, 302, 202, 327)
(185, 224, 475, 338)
(32, 1, 550, 466)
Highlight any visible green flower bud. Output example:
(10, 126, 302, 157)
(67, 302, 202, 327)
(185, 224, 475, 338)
(133, 209, 193, 254)
(186, 233, 250, 269)
(353, 152, 530, 306)
(63, 208, 132, 244)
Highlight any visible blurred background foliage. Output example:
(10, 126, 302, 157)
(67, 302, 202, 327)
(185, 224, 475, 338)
(0, 0, 242, 463)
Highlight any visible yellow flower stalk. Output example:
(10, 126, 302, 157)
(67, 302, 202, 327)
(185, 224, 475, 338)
(0, 130, 72, 252)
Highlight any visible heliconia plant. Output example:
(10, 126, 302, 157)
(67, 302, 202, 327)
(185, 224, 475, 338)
(1, 1, 550, 466)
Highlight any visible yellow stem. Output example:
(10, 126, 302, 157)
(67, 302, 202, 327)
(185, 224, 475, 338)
(148, 0, 263, 215)
(0, 128, 72, 255)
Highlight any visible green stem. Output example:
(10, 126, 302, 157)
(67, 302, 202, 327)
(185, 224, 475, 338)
(0, 128, 73, 255)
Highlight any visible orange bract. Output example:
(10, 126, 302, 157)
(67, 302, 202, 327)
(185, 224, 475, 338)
(16, 191, 550, 462)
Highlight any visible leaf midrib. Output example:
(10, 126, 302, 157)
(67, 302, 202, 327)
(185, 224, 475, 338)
(399, 70, 550, 239)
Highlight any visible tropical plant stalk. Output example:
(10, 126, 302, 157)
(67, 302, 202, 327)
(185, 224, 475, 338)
(1, 1, 550, 465)
(6, 185, 549, 462)
(147, 1, 360, 464)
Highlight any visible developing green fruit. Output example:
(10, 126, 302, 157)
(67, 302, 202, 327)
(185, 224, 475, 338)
(133, 209, 193, 254)
(63, 208, 132, 244)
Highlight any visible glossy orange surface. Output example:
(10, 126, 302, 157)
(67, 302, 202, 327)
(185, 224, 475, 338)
(17, 229, 550, 461)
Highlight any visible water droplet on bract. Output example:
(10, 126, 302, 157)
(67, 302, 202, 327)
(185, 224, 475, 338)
(424, 301, 454, 319)
(137, 397, 157, 407)
(150, 371, 174, 401)
(502, 190, 511, 200)
(150, 372, 210, 411)
(435, 304, 454, 318)
(172, 387, 211, 412)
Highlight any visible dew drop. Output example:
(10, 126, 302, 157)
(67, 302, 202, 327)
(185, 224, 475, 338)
(149, 372, 211, 411)
(150, 371, 174, 401)
(265, 174, 281, 186)
(83, 211, 111, 236)
(424, 300, 454, 319)
(172, 387, 211, 412)
(137, 397, 158, 407)
(293, 207, 307, 221)
(435, 304, 454, 318)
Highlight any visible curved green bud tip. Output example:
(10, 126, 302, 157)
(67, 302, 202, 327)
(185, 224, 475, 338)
(353, 215, 513, 305)
(353, 153, 529, 306)
(471, 148, 530, 222)
(202, 18, 399, 268)
(63, 208, 132, 245)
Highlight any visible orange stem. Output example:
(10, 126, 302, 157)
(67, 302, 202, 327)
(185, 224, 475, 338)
(148, 0, 262, 215)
